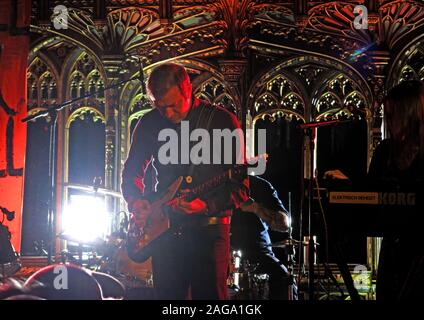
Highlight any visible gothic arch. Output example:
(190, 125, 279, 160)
(27, 55, 60, 119)
(247, 56, 373, 122)
(247, 61, 308, 122)
(63, 107, 106, 183)
(246, 55, 373, 182)
(312, 73, 370, 120)
(62, 51, 106, 112)
(387, 35, 424, 89)
(28, 52, 61, 91)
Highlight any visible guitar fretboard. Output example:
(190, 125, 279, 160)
(184, 165, 245, 200)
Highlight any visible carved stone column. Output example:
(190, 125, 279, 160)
(218, 58, 248, 125)
(366, 50, 390, 279)
(367, 51, 390, 152)
(103, 56, 123, 191)
(159, 0, 173, 25)
(295, 0, 309, 32)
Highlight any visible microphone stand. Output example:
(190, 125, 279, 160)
(22, 67, 147, 265)
(286, 192, 296, 300)
(298, 118, 354, 300)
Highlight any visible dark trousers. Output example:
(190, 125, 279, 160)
(377, 235, 424, 301)
(151, 224, 230, 300)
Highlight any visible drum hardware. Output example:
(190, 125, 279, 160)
(228, 250, 242, 290)
(271, 238, 318, 262)
(241, 260, 269, 300)
(57, 233, 106, 247)
(1, 206, 21, 280)
(59, 249, 79, 264)
(55, 205, 155, 290)
(284, 235, 297, 301)
(63, 183, 123, 199)
(271, 238, 303, 248)
(302, 236, 319, 267)
(285, 191, 296, 300)
(57, 232, 114, 272)
(269, 235, 301, 300)
(228, 249, 271, 300)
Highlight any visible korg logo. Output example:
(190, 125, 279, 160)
(380, 193, 416, 206)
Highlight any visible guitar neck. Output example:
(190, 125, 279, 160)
(185, 165, 243, 200)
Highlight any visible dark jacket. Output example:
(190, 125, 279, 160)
(231, 175, 287, 255)
(121, 97, 249, 224)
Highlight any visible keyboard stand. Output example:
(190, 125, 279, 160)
(333, 241, 361, 301)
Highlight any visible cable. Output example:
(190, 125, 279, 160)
(314, 172, 329, 266)
(314, 173, 345, 298)
(314, 171, 330, 293)
(297, 132, 306, 294)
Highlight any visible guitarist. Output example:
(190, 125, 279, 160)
(121, 63, 249, 300)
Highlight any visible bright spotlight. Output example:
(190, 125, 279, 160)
(62, 195, 110, 244)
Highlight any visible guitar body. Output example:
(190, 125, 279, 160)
(127, 176, 183, 263)
(126, 162, 248, 263)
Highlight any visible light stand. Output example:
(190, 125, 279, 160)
(47, 110, 58, 265)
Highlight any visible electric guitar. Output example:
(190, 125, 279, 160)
(126, 165, 247, 263)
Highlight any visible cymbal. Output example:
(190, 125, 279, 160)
(271, 239, 302, 248)
(63, 183, 123, 198)
(272, 239, 320, 248)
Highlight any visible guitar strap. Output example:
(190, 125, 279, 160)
(185, 102, 216, 184)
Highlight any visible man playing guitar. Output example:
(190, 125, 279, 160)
(121, 63, 249, 300)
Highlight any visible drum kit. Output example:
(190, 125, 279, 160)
(59, 227, 305, 299)
(58, 231, 154, 290)
(58, 183, 154, 290)
(227, 249, 270, 300)
(58, 183, 312, 299)
(58, 218, 308, 300)
(228, 237, 306, 300)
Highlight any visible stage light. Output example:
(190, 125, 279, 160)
(61, 195, 110, 244)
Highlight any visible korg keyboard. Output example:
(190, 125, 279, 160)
(317, 185, 423, 237)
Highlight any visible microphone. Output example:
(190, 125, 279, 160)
(29, 24, 49, 34)
(0, 206, 15, 221)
